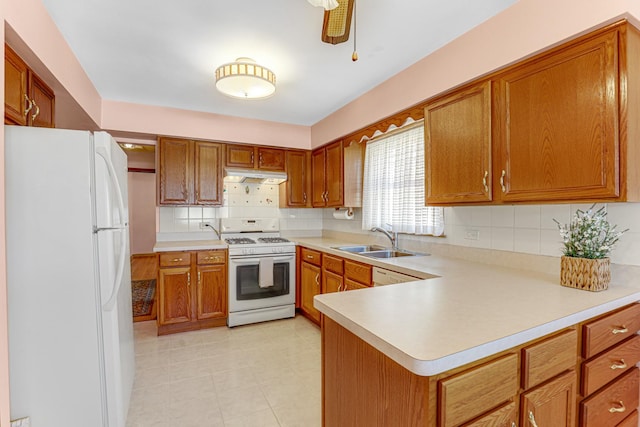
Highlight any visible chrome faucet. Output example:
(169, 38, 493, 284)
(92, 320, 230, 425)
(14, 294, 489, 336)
(203, 223, 221, 240)
(370, 226, 398, 250)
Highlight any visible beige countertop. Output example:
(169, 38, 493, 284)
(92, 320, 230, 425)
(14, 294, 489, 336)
(153, 240, 227, 252)
(295, 237, 640, 377)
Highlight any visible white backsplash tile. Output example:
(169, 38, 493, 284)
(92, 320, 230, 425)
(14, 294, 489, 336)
(514, 228, 541, 254)
(491, 227, 515, 251)
(514, 205, 541, 228)
(540, 204, 571, 230)
(490, 205, 515, 227)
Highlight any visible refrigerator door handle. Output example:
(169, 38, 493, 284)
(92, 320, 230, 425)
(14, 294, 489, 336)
(95, 147, 128, 312)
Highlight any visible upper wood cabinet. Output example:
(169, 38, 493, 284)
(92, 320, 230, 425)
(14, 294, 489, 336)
(494, 28, 620, 203)
(157, 137, 223, 206)
(312, 140, 364, 208)
(279, 150, 311, 208)
(425, 80, 492, 204)
(225, 144, 285, 171)
(5, 44, 55, 128)
(424, 21, 640, 205)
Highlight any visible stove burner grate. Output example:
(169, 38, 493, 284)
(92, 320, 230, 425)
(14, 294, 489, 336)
(225, 238, 256, 245)
(257, 237, 291, 243)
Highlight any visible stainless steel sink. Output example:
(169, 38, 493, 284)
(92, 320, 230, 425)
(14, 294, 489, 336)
(332, 244, 387, 253)
(360, 250, 420, 258)
(333, 245, 429, 258)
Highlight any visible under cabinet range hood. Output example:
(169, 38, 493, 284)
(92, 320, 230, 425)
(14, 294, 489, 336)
(224, 168, 288, 184)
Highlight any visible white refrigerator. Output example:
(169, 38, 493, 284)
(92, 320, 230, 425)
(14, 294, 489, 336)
(5, 126, 135, 427)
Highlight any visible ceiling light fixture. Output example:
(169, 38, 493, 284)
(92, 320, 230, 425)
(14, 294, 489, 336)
(307, 0, 339, 10)
(215, 57, 276, 99)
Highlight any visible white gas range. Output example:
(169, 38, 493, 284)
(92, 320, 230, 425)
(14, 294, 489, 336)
(221, 218, 296, 327)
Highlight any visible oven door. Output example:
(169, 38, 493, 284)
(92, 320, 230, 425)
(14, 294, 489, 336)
(228, 254, 295, 312)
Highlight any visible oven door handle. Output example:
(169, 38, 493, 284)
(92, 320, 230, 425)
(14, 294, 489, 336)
(231, 255, 295, 264)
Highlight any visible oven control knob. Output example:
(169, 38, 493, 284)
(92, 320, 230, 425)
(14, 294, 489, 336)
(243, 248, 256, 255)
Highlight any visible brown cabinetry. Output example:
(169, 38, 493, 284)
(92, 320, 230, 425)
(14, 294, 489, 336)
(157, 137, 223, 206)
(579, 303, 640, 426)
(5, 44, 55, 127)
(225, 144, 285, 171)
(300, 256, 321, 324)
(521, 370, 576, 427)
(425, 80, 492, 204)
(311, 140, 364, 208)
(279, 150, 311, 207)
(424, 21, 640, 205)
(157, 249, 227, 335)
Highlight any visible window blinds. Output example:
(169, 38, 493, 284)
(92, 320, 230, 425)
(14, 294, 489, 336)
(362, 124, 444, 236)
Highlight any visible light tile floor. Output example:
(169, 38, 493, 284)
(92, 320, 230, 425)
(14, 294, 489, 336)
(126, 316, 322, 427)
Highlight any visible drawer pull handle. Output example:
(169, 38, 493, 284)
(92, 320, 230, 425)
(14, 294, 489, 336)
(171, 258, 183, 262)
(528, 411, 538, 427)
(307, 255, 314, 259)
(612, 326, 628, 334)
(511, 423, 516, 427)
(610, 359, 627, 370)
(609, 401, 626, 413)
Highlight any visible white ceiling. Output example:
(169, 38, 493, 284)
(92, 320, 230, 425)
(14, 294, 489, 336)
(40, 0, 517, 126)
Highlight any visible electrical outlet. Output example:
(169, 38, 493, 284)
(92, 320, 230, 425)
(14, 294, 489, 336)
(464, 229, 480, 240)
(10, 417, 30, 427)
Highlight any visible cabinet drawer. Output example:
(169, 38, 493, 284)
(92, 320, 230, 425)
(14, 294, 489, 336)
(583, 303, 640, 358)
(196, 250, 226, 265)
(159, 252, 191, 267)
(300, 248, 322, 266)
(323, 254, 343, 275)
(582, 335, 640, 396)
(439, 353, 519, 427)
(522, 328, 577, 389)
(616, 410, 638, 427)
(462, 400, 516, 427)
(581, 368, 639, 427)
(344, 260, 372, 286)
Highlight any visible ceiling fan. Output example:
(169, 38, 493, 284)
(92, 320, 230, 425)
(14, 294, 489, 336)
(308, 0, 354, 45)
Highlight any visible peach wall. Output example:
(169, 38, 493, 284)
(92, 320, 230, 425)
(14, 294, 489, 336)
(128, 173, 157, 255)
(311, 0, 640, 148)
(102, 100, 311, 149)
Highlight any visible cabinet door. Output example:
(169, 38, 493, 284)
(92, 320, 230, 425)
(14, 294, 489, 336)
(425, 81, 492, 204)
(281, 150, 310, 207)
(311, 148, 327, 207)
(344, 279, 368, 291)
(158, 266, 193, 325)
(4, 44, 28, 126)
(158, 138, 192, 205)
(325, 141, 344, 207)
(28, 72, 55, 128)
(196, 264, 227, 320)
(301, 261, 321, 323)
(194, 141, 223, 205)
(322, 270, 343, 293)
(495, 30, 619, 202)
(257, 147, 285, 171)
(225, 144, 255, 168)
(521, 370, 576, 427)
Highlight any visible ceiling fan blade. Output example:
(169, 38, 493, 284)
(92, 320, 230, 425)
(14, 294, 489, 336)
(321, 0, 354, 45)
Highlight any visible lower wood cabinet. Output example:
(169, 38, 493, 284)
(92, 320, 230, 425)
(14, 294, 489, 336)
(298, 247, 373, 325)
(322, 302, 640, 426)
(157, 249, 227, 335)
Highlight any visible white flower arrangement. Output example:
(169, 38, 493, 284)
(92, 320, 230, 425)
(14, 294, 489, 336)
(554, 205, 628, 259)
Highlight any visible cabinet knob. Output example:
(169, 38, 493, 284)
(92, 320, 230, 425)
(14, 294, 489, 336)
(609, 401, 626, 413)
(500, 170, 507, 193)
(482, 170, 489, 193)
(528, 411, 539, 427)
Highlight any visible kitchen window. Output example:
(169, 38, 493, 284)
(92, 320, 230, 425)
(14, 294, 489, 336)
(362, 121, 444, 236)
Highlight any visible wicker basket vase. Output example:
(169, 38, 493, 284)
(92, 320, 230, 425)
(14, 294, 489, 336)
(560, 256, 610, 292)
